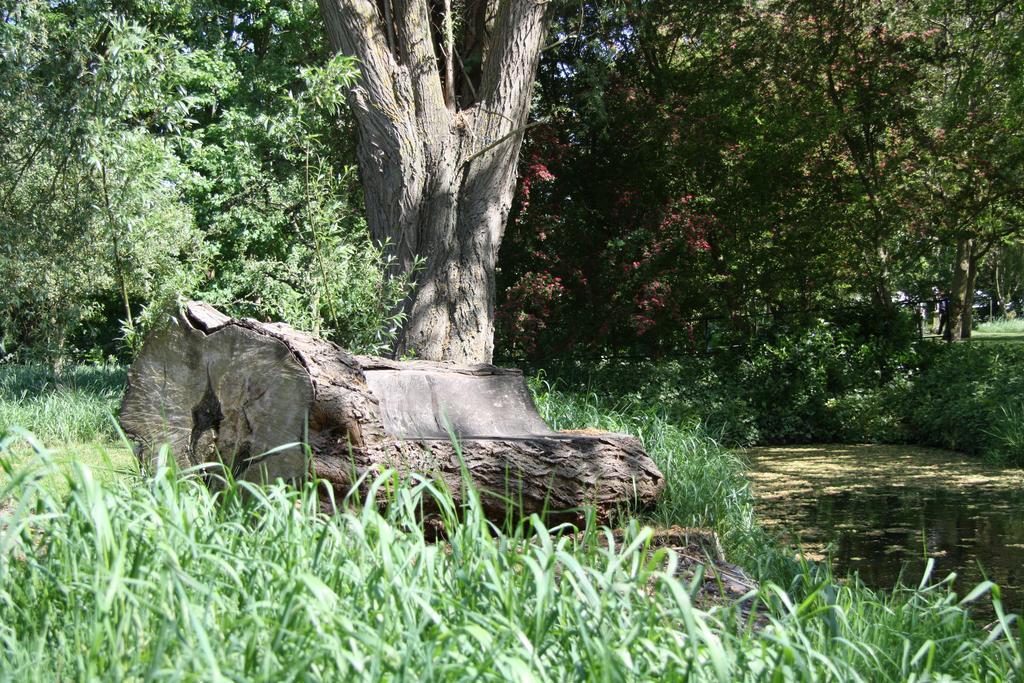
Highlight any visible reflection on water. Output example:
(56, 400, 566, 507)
(747, 444, 1024, 616)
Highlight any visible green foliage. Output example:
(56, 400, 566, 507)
(1, 0, 408, 362)
(529, 377, 777, 575)
(534, 328, 1024, 465)
(824, 380, 911, 444)
(985, 403, 1024, 467)
(0, 1, 207, 360)
(530, 319, 917, 447)
(192, 53, 414, 353)
(735, 324, 859, 443)
(905, 342, 1024, 465)
(1, 365, 1020, 678)
(499, 0, 1024, 357)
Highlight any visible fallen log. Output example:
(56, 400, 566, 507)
(120, 302, 664, 521)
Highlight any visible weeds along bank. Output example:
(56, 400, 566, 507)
(532, 323, 1024, 466)
(1, 437, 1021, 680)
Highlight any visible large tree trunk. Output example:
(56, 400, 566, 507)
(317, 0, 549, 363)
(119, 303, 665, 523)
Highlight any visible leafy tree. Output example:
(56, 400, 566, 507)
(0, 1, 205, 362)
(908, 0, 1024, 338)
(498, 0, 1024, 357)
(1, 0, 409, 362)
(3, 0, 1023, 365)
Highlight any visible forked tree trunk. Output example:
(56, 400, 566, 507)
(317, 0, 549, 363)
(947, 237, 991, 340)
(119, 303, 665, 522)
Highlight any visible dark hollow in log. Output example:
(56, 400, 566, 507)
(120, 302, 665, 521)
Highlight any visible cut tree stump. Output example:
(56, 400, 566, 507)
(120, 302, 664, 521)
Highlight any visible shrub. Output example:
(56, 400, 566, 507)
(825, 379, 912, 444)
(984, 403, 1024, 466)
(532, 325, 1024, 461)
(903, 342, 1024, 462)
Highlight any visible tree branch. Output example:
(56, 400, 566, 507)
(393, 0, 447, 123)
(462, 117, 548, 166)
(477, 0, 550, 137)
(318, 0, 402, 119)
(380, 0, 397, 55)
(441, 0, 456, 109)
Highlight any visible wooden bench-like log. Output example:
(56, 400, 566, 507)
(120, 302, 664, 520)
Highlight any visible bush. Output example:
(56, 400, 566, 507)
(825, 382, 911, 444)
(533, 320, 914, 447)
(984, 403, 1024, 466)
(529, 377, 775, 571)
(904, 342, 1024, 464)
(533, 324, 1024, 463)
(734, 323, 851, 443)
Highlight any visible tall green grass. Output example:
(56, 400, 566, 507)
(530, 378, 778, 577)
(0, 365, 1021, 679)
(0, 364, 125, 444)
(1, 435, 1020, 680)
(977, 317, 1024, 334)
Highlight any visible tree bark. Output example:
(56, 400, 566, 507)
(946, 237, 973, 341)
(995, 260, 1004, 317)
(961, 246, 981, 338)
(119, 303, 665, 522)
(317, 0, 549, 364)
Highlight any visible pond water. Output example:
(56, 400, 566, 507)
(747, 444, 1024, 616)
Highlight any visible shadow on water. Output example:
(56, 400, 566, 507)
(747, 444, 1024, 617)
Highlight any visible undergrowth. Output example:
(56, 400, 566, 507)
(530, 378, 781, 579)
(0, 365, 1021, 679)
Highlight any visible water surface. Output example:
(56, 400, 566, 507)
(747, 444, 1024, 616)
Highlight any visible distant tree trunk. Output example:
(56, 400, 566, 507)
(946, 237, 972, 341)
(317, 1, 549, 363)
(871, 243, 900, 336)
(995, 261, 1004, 317)
(961, 247, 981, 338)
(924, 299, 937, 334)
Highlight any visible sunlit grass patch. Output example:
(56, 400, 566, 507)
(0, 432, 135, 494)
(0, 364, 125, 444)
(977, 318, 1024, 335)
(972, 318, 1024, 344)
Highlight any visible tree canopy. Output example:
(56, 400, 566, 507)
(2, 0, 1022, 363)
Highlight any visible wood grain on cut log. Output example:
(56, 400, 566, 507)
(120, 302, 664, 520)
